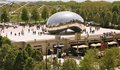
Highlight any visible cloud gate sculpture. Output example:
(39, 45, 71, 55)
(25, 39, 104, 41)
(46, 11, 85, 34)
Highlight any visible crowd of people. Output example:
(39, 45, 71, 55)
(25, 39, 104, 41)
(103, 31, 116, 37)
(82, 26, 118, 40)
(0, 23, 119, 41)
(82, 26, 101, 37)
(0, 24, 47, 37)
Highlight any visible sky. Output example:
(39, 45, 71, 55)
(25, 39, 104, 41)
(0, 0, 120, 2)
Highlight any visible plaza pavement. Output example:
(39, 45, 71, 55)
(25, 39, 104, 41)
(0, 24, 120, 42)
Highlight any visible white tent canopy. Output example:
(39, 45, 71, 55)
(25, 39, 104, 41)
(90, 43, 101, 47)
(72, 45, 88, 49)
(54, 44, 64, 48)
(108, 41, 117, 45)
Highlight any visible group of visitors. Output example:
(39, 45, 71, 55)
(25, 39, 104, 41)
(103, 31, 116, 37)
(10, 29, 24, 36)
(83, 26, 101, 38)
(0, 24, 47, 37)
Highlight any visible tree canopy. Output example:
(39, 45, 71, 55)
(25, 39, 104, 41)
(1, 10, 9, 23)
(21, 8, 29, 23)
(31, 8, 40, 23)
(41, 6, 49, 21)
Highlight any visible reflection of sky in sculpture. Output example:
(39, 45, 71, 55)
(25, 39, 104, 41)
(47, 11, 84, 26)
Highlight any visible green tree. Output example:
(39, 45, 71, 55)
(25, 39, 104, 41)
(59, 6, 66, 11)
(0, 36, 3, 47)
(1, 9, 9, 23)
(80, 49, 99, 70)
(0, 36, 13, 69)
(100, 11, 106, 27)
(13, 50, 28, 70)
(80, 10, 88, 21)
(16, 13, 20, 23)
(117, 16, 120, 26)
(112, 5, 119, 13)
(51, 7, 57, 15)
(21, 8, 29, 23)
(104, 11, 112, 27)
(87, 11, 93, 21)
(39, 60, 52, 70)
(32, 50, 43, 62)
(100, 48, 117, 70)
(0, 36, 11, 48)
(24, 44, 43, 62)
(0, 36, 11, 47)
(111, 48, 120, 67)
(25, 44, 33, 57)
(93, 13, 100, 24)
(111, 12, 118, 25)
(0, 44, 11, 69)
(24, 57, 36, 70)
(61, 58, 79, 70)
(4, 46, 18, 70)
(0, 42, 17, 70)
(75, 9, 80, 15)
(31, 8, 40, 24)
(41, 6, 49, 21)
(2, 37, 11, 46)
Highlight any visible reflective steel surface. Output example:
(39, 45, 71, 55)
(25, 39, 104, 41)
(47, 11, 84, 26)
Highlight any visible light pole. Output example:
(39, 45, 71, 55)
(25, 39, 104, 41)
(46, 40, 49, 70)
(55, 33, 61, 57)
(55, 33, 61, 70)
